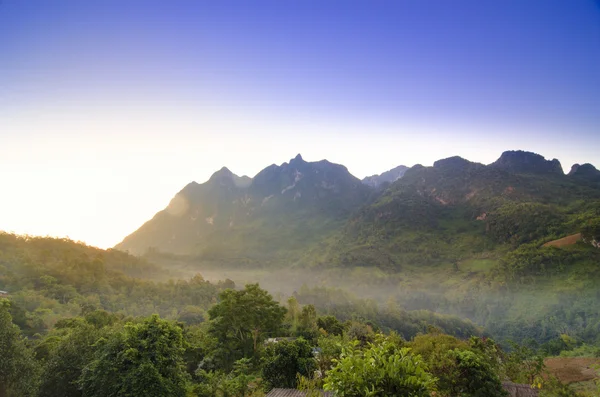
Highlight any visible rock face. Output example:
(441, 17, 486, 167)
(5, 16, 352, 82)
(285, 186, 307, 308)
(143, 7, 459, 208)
(490, 150, 564, 175)
(362, 165, 409, 188)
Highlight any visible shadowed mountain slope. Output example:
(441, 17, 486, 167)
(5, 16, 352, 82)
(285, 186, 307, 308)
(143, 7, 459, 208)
(116, 155, 372, 261)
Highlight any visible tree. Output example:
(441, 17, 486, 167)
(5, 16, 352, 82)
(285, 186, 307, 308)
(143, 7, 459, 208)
(195, 358, 254, 397)
(0, 299, 40, 397)
(316, 315, 344, 336)
(443, 349, 508, 397)
(323, 336, 435, 397)
(582, 218, 600, 247)
(262, 338, 316, 390)
(297, 305, 319, 341)
(409, 333, 508, 397)
(79, 314, 190, 397)
(208, 284, 286, 365)
(37, 313, 116, 397)
(286, 296, 301, 332)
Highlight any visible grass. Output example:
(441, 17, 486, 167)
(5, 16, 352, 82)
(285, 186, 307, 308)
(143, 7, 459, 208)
(460, 259, 498, 272)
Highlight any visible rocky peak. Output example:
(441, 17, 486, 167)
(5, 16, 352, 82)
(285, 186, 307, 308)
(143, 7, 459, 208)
(490, 150, 563, 175)
(209, 166, 233, 179)
(568, 163, 600, 180)
(569, 164, 581, 175)
(207, 166, 247, 189)
(433, 156, 478, 170)
(290, 153, 305, 164)
(362, 165, 409, 188)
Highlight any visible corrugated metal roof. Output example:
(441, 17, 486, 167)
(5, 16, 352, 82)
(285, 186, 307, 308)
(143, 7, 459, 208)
(265, 389, 333, 397)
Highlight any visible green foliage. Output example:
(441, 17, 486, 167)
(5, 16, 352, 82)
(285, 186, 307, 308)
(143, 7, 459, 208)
(315, 334, 344, 373)
(316, 315, 345, 336)
(195, 358, 255, 397)
(503, 342, 545, 385)
(0, 233, 226, 336)
(294, 285, 481, 341)
(37, 313, 115, 397)
(443, 349, 508, 397)
(0, 299, 40, 397)
(261, 338, 316, 390)
(409, 333, 507, 397)
(79, 314, 190, 397)
(323, 336, 435, 397)
(296, 305, 319, 342)
(499, 244, 574, 282)
(486, 202, 565, 245)
(208, 284, 286, 367)
(581, 217, 600, 244)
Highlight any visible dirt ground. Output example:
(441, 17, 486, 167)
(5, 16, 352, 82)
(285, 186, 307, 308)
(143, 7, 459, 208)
(543, 233, 582, 248)
(544, 357, 600, 384)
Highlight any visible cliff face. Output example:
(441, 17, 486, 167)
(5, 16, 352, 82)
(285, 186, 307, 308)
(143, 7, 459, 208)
(362, 165, 409, 188)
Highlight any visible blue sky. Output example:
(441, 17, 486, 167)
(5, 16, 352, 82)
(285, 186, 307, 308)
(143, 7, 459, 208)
(1, 0, 599, 248)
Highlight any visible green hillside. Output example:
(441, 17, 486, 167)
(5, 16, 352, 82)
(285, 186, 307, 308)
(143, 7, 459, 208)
(326, 152, 600, 269)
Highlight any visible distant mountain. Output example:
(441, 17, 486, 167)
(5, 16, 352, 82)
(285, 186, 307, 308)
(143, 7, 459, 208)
(490, 150, 564, 175)
(116, 154, 372, 259)
(362, 165, 409, 188)
(117, 150, 600, 271)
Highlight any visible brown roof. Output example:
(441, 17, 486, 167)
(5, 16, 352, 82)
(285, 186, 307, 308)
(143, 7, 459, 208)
(265, 389, 333, 397)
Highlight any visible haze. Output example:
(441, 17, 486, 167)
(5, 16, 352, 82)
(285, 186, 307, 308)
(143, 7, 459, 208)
(1, 0, 599, 248)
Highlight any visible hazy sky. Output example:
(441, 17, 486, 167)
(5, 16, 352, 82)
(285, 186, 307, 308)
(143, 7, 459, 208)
(1, 0, 599, 249)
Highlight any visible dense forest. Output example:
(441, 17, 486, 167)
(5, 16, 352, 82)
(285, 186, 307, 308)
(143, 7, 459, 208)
(1, 234, 600, 396)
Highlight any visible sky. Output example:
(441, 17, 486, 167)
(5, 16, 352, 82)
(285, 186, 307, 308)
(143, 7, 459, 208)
(1, 0, 599, 249)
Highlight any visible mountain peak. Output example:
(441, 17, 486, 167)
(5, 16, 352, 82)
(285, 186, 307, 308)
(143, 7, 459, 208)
(433, 156, 478, 170)
(568, 163, 600, 181)
(491, 150, 563, 175)
(569, 164, 581, 175)
(290, 153, 305, 164)
(209, 166, 234, 181)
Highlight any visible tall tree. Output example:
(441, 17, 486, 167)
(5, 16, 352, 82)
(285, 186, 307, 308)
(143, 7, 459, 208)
(38, 314, 114, 397)
(79, 314, 189, 397)
(262, 338, 316, 390)
(208, 284, 286, 364)
(0, 299, 40, 397)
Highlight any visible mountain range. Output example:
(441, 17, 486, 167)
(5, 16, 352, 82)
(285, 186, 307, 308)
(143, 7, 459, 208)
(116, 150, 600, 269)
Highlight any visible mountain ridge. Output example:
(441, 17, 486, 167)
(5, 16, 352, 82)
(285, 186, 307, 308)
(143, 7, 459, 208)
(362, 165, 410, 188)
(116, 150, 600, 267)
